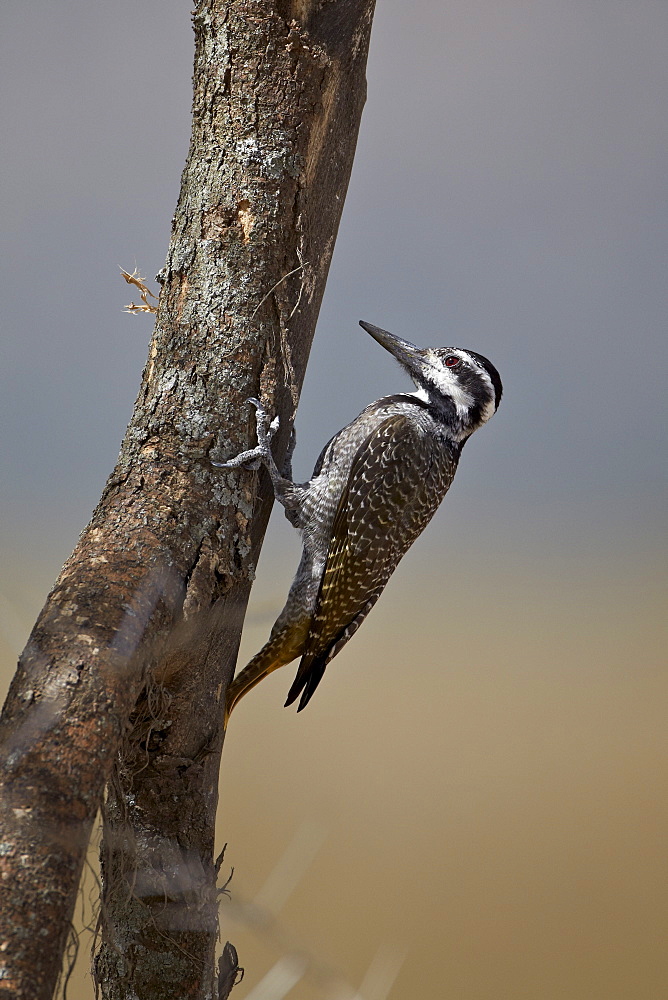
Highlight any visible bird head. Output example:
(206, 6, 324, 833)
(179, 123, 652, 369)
(359, 320, 502, 438)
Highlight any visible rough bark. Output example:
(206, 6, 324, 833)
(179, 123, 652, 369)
(0, 2, 375, 998)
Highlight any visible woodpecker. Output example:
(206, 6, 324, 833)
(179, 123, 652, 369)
(219, 321, 502, 723)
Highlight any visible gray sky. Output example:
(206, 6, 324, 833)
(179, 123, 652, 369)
(1, 2, 666, 562)
(1, 3, 667, 999)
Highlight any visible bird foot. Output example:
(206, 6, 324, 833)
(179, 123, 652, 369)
(212, 398, 280, 471)
(281, 425, 297, 479)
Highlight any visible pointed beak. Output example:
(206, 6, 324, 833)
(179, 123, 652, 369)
(359, 320, 427, 373)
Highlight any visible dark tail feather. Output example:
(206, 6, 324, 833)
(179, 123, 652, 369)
(284, 655, 327, 711)
(285, 606, 377, 711)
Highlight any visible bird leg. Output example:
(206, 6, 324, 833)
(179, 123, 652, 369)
(213, 398, 299, 514)
(282, 425, 297, 480)
(213, 397, 279, 472)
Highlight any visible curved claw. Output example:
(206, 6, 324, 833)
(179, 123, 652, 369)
(246, 397, 279, 438)
(213, 398, 279, 472)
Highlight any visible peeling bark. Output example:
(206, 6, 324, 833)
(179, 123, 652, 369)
(0, 1, 376, 997)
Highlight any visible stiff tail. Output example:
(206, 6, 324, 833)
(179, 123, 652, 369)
(284, 602, 376, 712)
(224, 623, 307, 727)
(283, 654, 327, 712)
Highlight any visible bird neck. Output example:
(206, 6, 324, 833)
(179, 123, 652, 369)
(409, 388, 474, 447)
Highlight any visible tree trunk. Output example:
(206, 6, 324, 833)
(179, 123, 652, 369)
(0, 2, 375, 997)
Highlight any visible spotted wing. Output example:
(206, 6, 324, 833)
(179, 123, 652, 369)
(285, 413, 458, 710)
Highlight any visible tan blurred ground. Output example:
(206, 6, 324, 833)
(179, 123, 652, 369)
(2, 526, 665, 1000)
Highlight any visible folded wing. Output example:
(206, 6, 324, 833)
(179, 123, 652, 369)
(285, 412, 457, 710)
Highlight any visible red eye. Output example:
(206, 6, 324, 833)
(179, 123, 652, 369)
(444, 355, 460, 368)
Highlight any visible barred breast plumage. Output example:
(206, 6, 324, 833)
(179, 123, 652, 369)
(218, 321, 502, 722)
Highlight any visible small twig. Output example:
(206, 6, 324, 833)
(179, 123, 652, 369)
(214, 844, 229, 877)
(217, 867, 235, 900)
(281, 249, 308, 413)
(288, 249, 308, 321)
(250, 263, 306, 319)
(56, 923, 79, 1000)
(120, 266, 159, 314)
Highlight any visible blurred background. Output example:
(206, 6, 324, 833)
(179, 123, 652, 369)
(1, 1, 667, 998)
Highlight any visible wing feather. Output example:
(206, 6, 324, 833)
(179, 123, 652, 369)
(285, 413, 457, 709)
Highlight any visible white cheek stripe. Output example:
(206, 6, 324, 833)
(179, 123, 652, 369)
(445, 372, 475, 416)
(422, 348, 497, 421)
(413, 375, 472, 417)
(428, 352, 475, 416)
